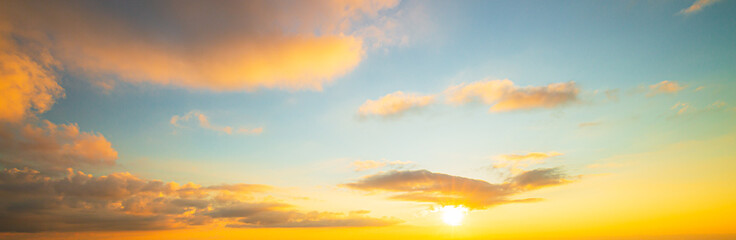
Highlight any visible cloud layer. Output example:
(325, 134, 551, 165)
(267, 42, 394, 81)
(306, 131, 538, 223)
(0, 121, 118, 174)
(0, 167, 400, 232)
(1, 0, 401, 92)
(344, 168, 572, 209)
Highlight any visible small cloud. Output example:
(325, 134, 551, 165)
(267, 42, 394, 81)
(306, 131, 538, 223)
(671, 102, 692, 115)
(648, 81, 685, 96)
(444, 79, 579, 112)
(351, 159, 413, 172)
(707, 100, 726, 109)
(679, 0, 722, 15)
(358, 91, 435, 117)
(171, 111, 262, 135)
(493, 152, 563, 174)
(694, 86, 706, 92)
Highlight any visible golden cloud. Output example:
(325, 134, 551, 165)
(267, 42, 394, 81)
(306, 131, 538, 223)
(679, 0, 722, 15)
(0, 30, 63, 123)
(1, 0, 401, 92)
(0, 120, 118, 174)
(358, 91, 435, 116)
(648, 81, 685, 96)
(445, 79, 579, 112)
(344, 168, 572, 209)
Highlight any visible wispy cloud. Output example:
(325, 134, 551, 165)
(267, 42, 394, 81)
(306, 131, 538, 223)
(358, 91, 435, 117)
(648, 81, 685, 96)
(351, 159, 413, 172)
(493, 152, 563, 174)
(171, 111, 262, 135)
(671, 102, 692, 115)
(679, 0, 722, 15)
(344, 168, 573, 209)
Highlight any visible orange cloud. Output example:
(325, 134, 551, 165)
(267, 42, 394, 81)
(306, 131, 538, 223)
(344, 168, 572, 209)
(0, 120, 118, 174)
(445, 79, 579, 112)
(171, 111, 262, 135)
(679, 0, 722, 15)
(1, 0, 401, 92)
(671, 102, 692, 115)
(0, 30, 64, 123)
(648, 81, 685, 96)
(358, 91, 435, 116)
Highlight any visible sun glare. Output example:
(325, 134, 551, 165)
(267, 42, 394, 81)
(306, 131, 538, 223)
(440, 205, 468, 226)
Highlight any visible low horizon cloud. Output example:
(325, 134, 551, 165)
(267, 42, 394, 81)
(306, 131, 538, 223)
(344, 168, 573, 210)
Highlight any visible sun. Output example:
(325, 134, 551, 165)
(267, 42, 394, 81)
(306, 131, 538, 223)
(440, 205, 468, 226)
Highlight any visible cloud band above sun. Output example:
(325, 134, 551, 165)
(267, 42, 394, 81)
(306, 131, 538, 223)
(344, 168, 573, 209)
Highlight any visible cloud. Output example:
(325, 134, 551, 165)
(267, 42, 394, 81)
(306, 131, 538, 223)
(671, 102, 692, 115)
(359, 79, 579, 118)
(493, 152, 563, 175)
(228, 210, 402, 228)
(679, 0, 722, 15)
(0, 120, 118, 174)
(648, 81, 685, 96)
(171, 111, 262, 135)
(0, 0, 401, 92)
(496, 152, 562, 161)
(0, 167, 401, 232)
(351, 159, 413, 172)
(343, 168, 572, 209)
(0, 30, 64, 123)
(358, 91, 435, 117)
(707, 100, 726, 109)
(444, 79, 579, 112)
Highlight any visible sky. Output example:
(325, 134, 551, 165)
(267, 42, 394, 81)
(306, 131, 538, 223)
(1, 0, 735, 239)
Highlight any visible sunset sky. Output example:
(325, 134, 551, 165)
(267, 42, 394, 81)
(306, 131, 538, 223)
(1, 0, 736, 239)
